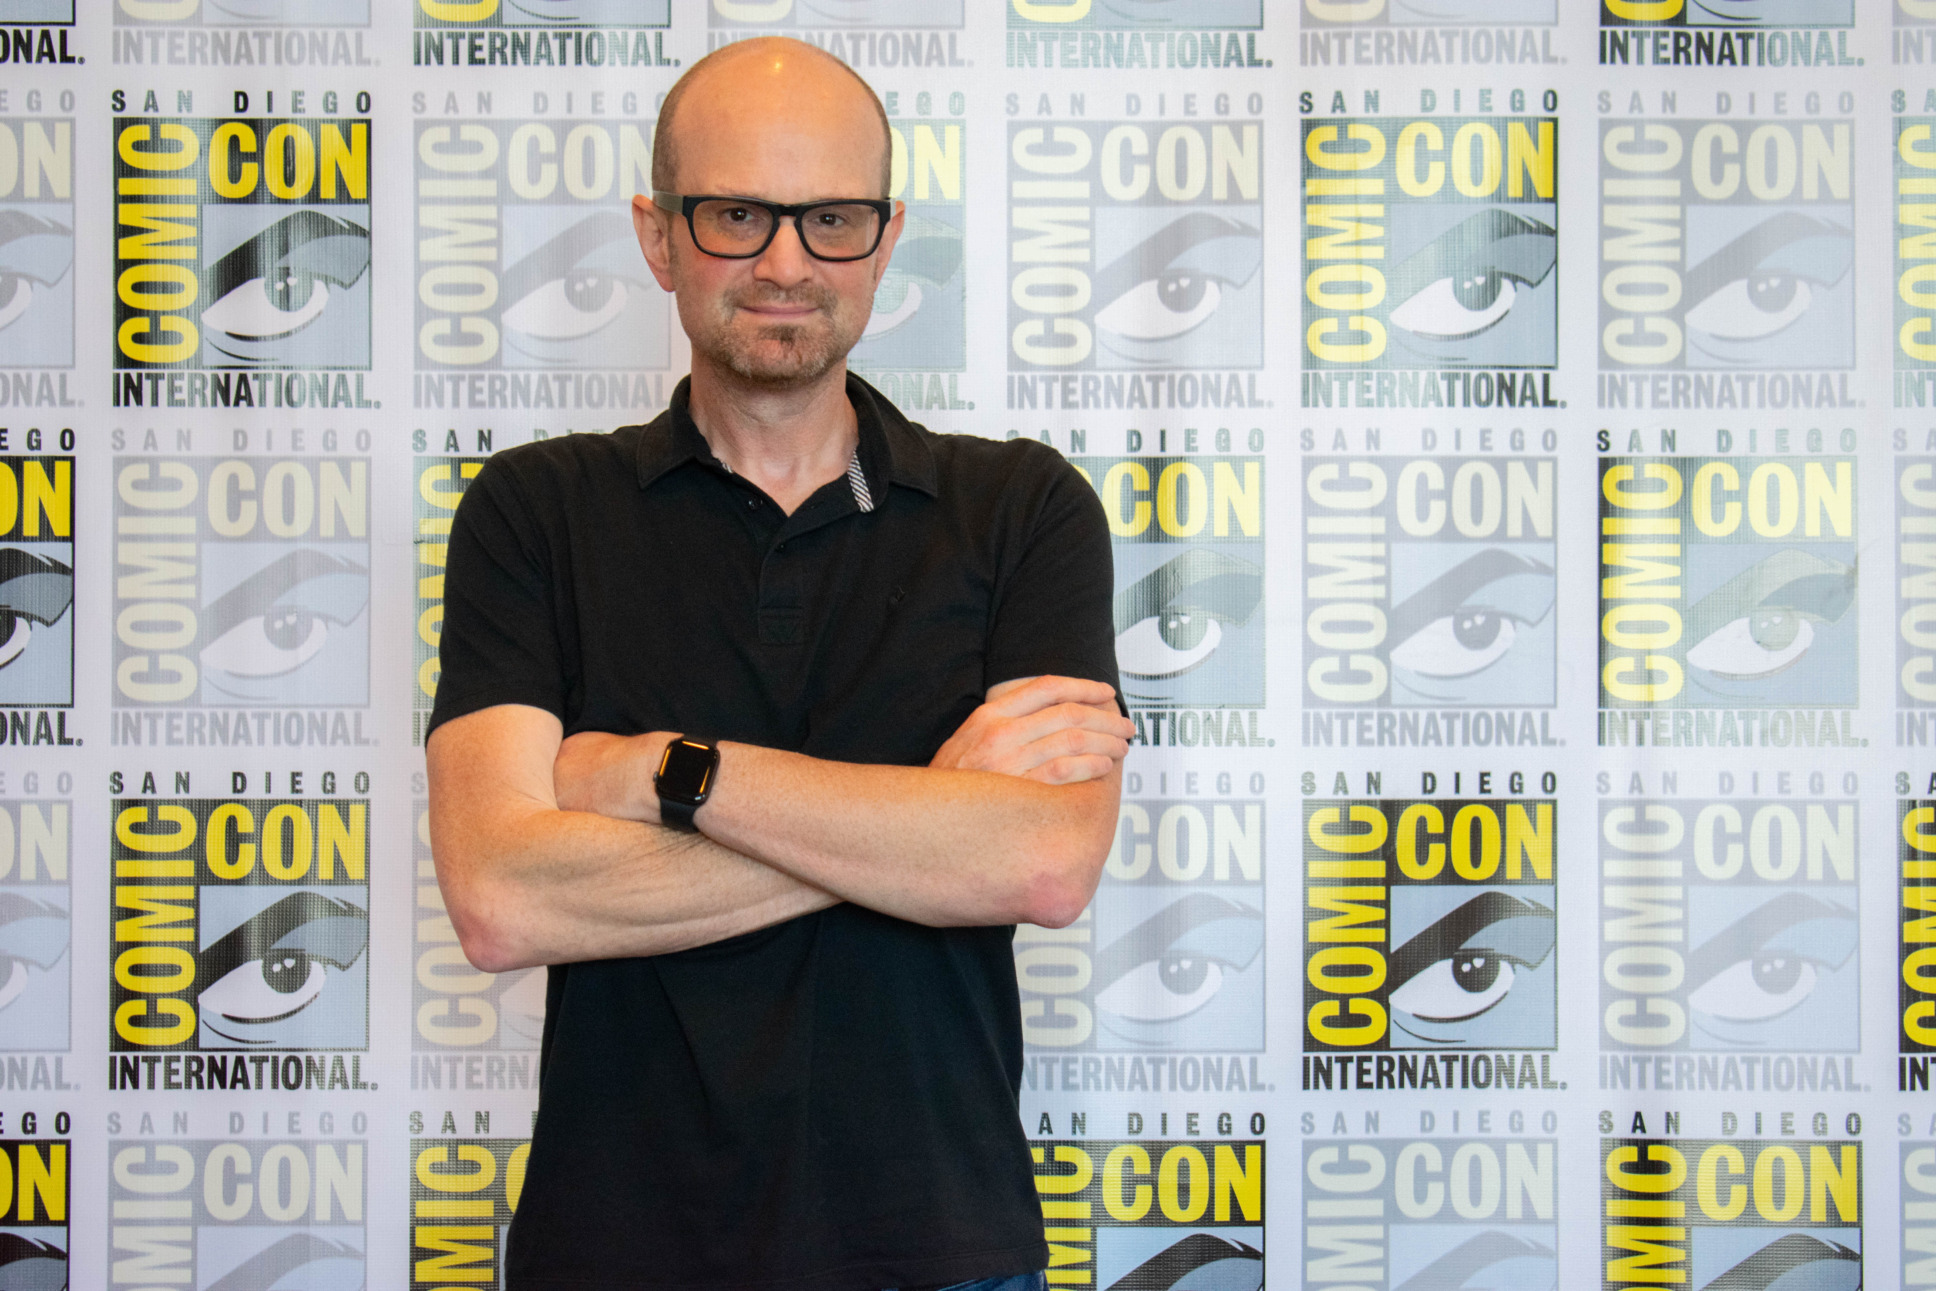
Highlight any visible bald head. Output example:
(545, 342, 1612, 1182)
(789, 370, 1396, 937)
(652, 37, 891, 199)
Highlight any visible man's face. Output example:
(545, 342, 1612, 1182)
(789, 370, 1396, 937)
(635, 60, 902, 389)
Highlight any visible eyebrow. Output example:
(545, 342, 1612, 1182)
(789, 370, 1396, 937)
(200, 890, 369, 986)
(1387, 548, 1554, 645)
(1092, 892, 1262, 992)
(203, 1234, 364, 1291)
(1683, 210, 1853, 307)
(202, 549, 369, 643)
(0, 548, 72, 626)
(1112, 549, 1262, 636)
(1685, 891, 1856, 990)
(500, 210, 635, 307)
(1683, 549, 1855, 642)
(1387, 890, 1555, 989)
(1091, 212, 1263, 308)
(205, 210, 372, 304)
(1387, 208, 1556, 303)
(1394, 1231, 1555, 1291)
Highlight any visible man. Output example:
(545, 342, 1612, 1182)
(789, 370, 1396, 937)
(426, 36, 1133, 1291)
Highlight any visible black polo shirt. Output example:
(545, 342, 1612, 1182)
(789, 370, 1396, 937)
(429, 373, 1120, 1291)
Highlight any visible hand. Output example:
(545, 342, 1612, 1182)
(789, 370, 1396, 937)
(930, 675, 1134, 785)
(554, 730, 675, 824)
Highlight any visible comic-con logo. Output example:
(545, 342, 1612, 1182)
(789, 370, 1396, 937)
(0, 1138, 65, 1291)
(413, 802, 542, 1053)
(1602, 0, 1851, 26)
(415, 0, 668, 26)
(1601, 1136, 1859, 1291)
(1009, 0, 1259, 27)
(116, 0, 368, 25)
(1303, 0, 1553, 23)
(1598, 119, 1855, 407)
(112, 455, 370, 723)
(1305, 798, 1554, 1055)
(1899, 458, 1936, 709)
(109, 794, 369, 1052)
(109, 1138, 364, 1289)
(1899, 114, 1936, 402)
(0, 458, 72, 709)
(1304, 1137, 1555, 1291)
(1018, 797, 1261, 1052)
(1008, 120, 1262, 373)
(0, 120, 71, 371)
(1601, 797, 1857, 1052)
(1033, 1139, 1262, 1291)
(111, 113, 371, 391)
(410, 1137, 526, 1289)
(0, 800, 72, 1052)
(414, 116, 669, 409)
(1906, 1144, 1936, 1282)
(710, 0, 961, 26)
(1301, 116, 1556, 380)
(1302, 455, 1554, 713)
(1901, 800, 1936, 1064)
(1597, 456, 1857, 729)
(849, 117, 963, 382)
(1073, 455, 1262, 710)
(413, 456, 480, 735)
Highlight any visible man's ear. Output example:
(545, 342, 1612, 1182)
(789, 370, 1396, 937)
(870, 198, 907, 289)
(633, 193, 676, 293)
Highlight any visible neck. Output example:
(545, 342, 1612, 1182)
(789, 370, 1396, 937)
(685, 353, 859, 516)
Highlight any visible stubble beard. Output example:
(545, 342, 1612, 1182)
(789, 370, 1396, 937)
(693, 283, 865, 390)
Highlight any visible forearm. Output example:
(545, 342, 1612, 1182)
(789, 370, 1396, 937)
(435, 799, 838, 970)
(696, 743, 1118, 928)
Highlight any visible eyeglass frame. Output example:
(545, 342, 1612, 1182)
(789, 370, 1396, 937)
(650, 190, 896, 263)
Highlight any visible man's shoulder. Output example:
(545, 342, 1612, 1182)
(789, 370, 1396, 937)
(474, 422, 656, 503)
(910, 422, 1085, 498)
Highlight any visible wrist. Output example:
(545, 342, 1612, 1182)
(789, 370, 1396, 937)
(653, 734, 722, 833)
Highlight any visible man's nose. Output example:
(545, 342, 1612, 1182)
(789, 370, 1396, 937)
(753, 218, 815, 286)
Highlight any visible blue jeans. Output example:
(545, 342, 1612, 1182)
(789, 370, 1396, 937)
(892, 1276, 1048, 1291)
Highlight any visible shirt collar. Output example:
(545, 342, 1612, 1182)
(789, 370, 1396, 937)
(636, 373, 938, 500)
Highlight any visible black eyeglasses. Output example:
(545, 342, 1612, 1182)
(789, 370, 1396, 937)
(652, 191, 893, 262)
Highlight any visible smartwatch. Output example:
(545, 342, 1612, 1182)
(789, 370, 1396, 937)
(654, 736, 720, 833)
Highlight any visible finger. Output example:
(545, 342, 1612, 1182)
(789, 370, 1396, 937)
(1007, 726, 1128, 773)
(1025, 754, 1118, 786)
(983, 674, 1119, 719)
(1001, 700, 1136, 746)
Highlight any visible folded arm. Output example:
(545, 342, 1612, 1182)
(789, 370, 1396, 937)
(429, 675, 1131, 972)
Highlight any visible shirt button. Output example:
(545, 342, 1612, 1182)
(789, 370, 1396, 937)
(777, 542, 788, 552)
(746, 498, 758, 510)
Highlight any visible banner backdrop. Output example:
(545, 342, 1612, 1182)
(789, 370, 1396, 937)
(8, 0, 1936, 1287)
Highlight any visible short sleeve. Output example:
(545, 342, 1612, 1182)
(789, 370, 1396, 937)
(426, 459, 570, 739)
(984, 455, 1124, 711)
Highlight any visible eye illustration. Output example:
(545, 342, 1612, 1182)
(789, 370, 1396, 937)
(1698, 1234, 1860, 1291)
(0, 548, 72, 672)
(1683, 550, 1853, 682)
(1092, 893, 1262, 1028)
(199, 891, 368, 1044)
(204, 1233, 364, 1291)
(1113, 550, 1262, 682)
(0, 891, 67, 1015)
(1683, 212, 1852, 348)
(202, 211, 370, 360)
(500, 211, 660, 358)
(0, 1234, 66, 1291)
(1394, 1231, 1557, 1291)
(1388, 892, 1554, 1039)
(1388, 209, 1556, 345)
(1104, 1234, 1262, 1291)
(1689, 0, 1845, 23)
(0, 209, 73, 337)
(200, 549, 369, 684)
(1388, 549, 1554, 683)
(865, 213, 961, 339)
(1092, 213, 1262, 349)
(1687, 892, 1855, 1031)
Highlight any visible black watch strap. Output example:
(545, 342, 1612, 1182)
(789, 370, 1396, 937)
(660, 795, 700, 833)
(655, 736, 718, 834)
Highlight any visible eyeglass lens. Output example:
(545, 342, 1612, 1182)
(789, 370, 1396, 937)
(690, 200, 882, 259)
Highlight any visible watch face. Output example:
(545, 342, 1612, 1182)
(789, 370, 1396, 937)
(657, 739, 717, 803)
